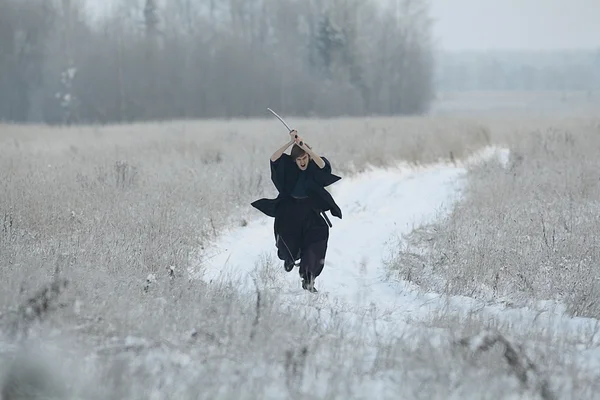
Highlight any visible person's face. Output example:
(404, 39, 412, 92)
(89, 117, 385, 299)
(295, 153, 309, 170)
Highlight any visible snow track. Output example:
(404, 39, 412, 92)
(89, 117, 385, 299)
(197, 146, 600, 349)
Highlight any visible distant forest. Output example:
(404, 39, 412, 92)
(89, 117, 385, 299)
(435, 50, 600, 92)
(1, 0, 598, 125)
(0, 0, 435, 124)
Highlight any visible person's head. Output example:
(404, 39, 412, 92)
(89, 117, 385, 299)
(291, 144, 310, 170)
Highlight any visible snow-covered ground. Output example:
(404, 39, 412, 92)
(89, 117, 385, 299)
(4, 145, 600, 399)
(197, 145, 600, 360)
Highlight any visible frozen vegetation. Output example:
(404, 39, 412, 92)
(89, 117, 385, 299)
(1, 114, 600, 399)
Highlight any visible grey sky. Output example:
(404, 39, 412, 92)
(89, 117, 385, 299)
(85, 0, 600, 51)
(429, 0, 600, 51)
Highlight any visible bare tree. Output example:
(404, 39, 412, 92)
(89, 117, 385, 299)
(0, 0, 438, 123)
(0, 0, 56, 122)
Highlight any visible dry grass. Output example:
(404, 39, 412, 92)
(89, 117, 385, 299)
(387, 115, 600, 319)
(0, 116, 497, 313)
(1, 114, 600, 399)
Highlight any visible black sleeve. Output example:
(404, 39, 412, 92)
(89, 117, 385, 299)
(270, 154, 287, 193)
(311, 156, 333, 186)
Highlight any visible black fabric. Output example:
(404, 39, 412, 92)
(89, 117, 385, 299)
(274, 197, 329, 280)
(299, 240, 327, 281)
(291, 169, 308, 198)
(250, 153, 341, 283)
(250, 154, 342, 219)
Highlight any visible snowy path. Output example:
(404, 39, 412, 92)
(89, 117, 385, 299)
(198, 154, 466, 305)
(197, 146, 600, 357)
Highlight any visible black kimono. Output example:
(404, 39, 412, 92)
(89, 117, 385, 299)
(251, 153, 342, 282)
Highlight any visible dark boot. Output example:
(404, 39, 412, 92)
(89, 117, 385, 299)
(302, 275, 318, 293)
(277, 234, 299, 272)
(284, 258, 295, 272)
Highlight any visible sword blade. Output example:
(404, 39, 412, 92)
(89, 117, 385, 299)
(267, 107, 293, 132)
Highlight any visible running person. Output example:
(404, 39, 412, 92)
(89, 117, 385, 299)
(251, 130, 342, 292)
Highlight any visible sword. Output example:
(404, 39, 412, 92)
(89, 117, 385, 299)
(267, 108, 302, 145)
(267, 107, 293, 132)
(268, 107, 328, 224)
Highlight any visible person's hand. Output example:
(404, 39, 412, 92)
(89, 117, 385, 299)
(289, 129, 298, 143)
(295, 134, 305, 147)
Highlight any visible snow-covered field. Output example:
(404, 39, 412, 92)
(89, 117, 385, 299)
(198, 147, 511, 332)
(2, 116, 600, 399)
(195, 145, 600, 398)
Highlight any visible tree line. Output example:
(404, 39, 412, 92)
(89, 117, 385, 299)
(436, 50, 600, 92)
(0, 0, 435, 125)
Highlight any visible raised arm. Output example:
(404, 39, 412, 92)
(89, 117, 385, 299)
(270, 139, 295, 162)
(270, 129, 298, 162)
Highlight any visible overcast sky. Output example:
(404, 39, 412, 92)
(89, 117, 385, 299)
(85, 0, 600, 52)
(428, 0, 600, 51)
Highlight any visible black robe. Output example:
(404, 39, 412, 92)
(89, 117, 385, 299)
(251, 154, 342, 220)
